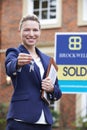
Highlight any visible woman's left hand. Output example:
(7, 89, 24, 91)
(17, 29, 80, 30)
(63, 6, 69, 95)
(41, 77, 54, 93)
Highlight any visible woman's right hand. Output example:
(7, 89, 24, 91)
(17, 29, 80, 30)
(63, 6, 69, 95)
(17, 53, 33, 67)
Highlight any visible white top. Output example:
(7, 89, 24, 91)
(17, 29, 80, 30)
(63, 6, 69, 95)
(34, 57, 47, 124)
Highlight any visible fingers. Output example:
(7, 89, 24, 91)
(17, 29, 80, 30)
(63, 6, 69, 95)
(42, 77, 54, 92)
(17, 53, 33, 66)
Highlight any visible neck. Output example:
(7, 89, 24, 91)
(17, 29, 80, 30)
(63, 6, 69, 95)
(30, 51, 39, 59)
(27, 47, 38, 59)
(22, 44, 39, 59)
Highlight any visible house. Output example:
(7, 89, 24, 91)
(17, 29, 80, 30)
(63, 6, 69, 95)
(0, 0, 87, 128)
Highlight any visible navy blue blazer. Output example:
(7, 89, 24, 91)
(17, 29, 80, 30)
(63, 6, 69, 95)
(5, 44, 62, 125)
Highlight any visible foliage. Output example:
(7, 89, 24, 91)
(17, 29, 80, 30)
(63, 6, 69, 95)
(0, 103, 8, 124)
(73, 116, 87, 130)
(51, 109, 60, 127)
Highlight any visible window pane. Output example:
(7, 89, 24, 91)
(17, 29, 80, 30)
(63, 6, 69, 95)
(34, 0, 39, 9)
(42, 10, 47, 19)
(42, 1, 48, 8)
(50, 9, 56, 18)
(50, 0, 56, 8)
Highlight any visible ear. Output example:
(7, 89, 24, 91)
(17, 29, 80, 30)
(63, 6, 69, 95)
(18, 29, 20, 32)
(17, 29, 21, 38)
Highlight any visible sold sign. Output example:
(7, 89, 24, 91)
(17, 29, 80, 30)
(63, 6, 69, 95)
(55, 33, 87, 93)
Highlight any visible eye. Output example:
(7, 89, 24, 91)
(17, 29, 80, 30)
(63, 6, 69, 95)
(24, 29, 30, 31)
(33, 29, 39, 32)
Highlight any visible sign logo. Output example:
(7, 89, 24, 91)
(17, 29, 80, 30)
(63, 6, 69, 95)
(69, 36, 82, 50)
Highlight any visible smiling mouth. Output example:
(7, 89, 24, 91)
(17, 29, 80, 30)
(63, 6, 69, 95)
(26, 38, 35, 42)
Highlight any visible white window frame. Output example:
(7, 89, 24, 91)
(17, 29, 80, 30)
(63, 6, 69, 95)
(22, 0, 62, 29)
(78, 0, 87, 26)
(76, 94, 87, 126)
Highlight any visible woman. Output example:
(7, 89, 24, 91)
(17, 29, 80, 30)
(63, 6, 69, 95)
(5, 14, 62, 130)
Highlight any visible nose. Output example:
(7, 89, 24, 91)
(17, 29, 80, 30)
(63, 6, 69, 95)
(30, 30, 34, 36)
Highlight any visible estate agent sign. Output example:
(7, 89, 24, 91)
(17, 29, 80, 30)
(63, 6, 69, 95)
(55, 33, 87, 93)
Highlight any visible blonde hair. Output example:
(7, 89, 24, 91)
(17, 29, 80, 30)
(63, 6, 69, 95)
(19, 14, 41, 30)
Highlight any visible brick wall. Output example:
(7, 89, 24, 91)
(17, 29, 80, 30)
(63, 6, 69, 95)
(0, 0, 22, 103)
(1, 0, 22, 48)
(0, 0, 2, 87)
(0, 0, 87, 128)
(60, 94, 76, 128)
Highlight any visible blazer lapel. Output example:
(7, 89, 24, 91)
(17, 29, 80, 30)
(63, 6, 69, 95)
(34, 62, 41, 82)
(35, 48, 50, 79)
(41, 57, 50, 79)
(18, 44, 29, 54)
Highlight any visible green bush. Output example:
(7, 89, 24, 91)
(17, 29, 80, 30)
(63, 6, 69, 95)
(73, 116, 87, 130)
(0, 103, 8, 130)
(51, 109, 60, 127)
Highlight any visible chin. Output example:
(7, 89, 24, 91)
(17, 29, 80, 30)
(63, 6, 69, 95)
(26, 43, 35, 47)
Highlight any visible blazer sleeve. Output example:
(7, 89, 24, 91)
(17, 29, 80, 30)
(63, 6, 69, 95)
(5, 48, 19, 76)
(47, 78, 62, 101)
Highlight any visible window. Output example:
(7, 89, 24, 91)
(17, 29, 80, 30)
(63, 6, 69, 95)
(34, 0, 56, 19)
(23, 0, 62, 29)
(78, 0, 87, 26)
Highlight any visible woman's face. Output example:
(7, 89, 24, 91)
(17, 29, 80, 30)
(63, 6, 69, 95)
(20, 20, 41, 49)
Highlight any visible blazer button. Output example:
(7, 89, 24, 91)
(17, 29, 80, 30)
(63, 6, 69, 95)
(13, 72, 17, 75)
